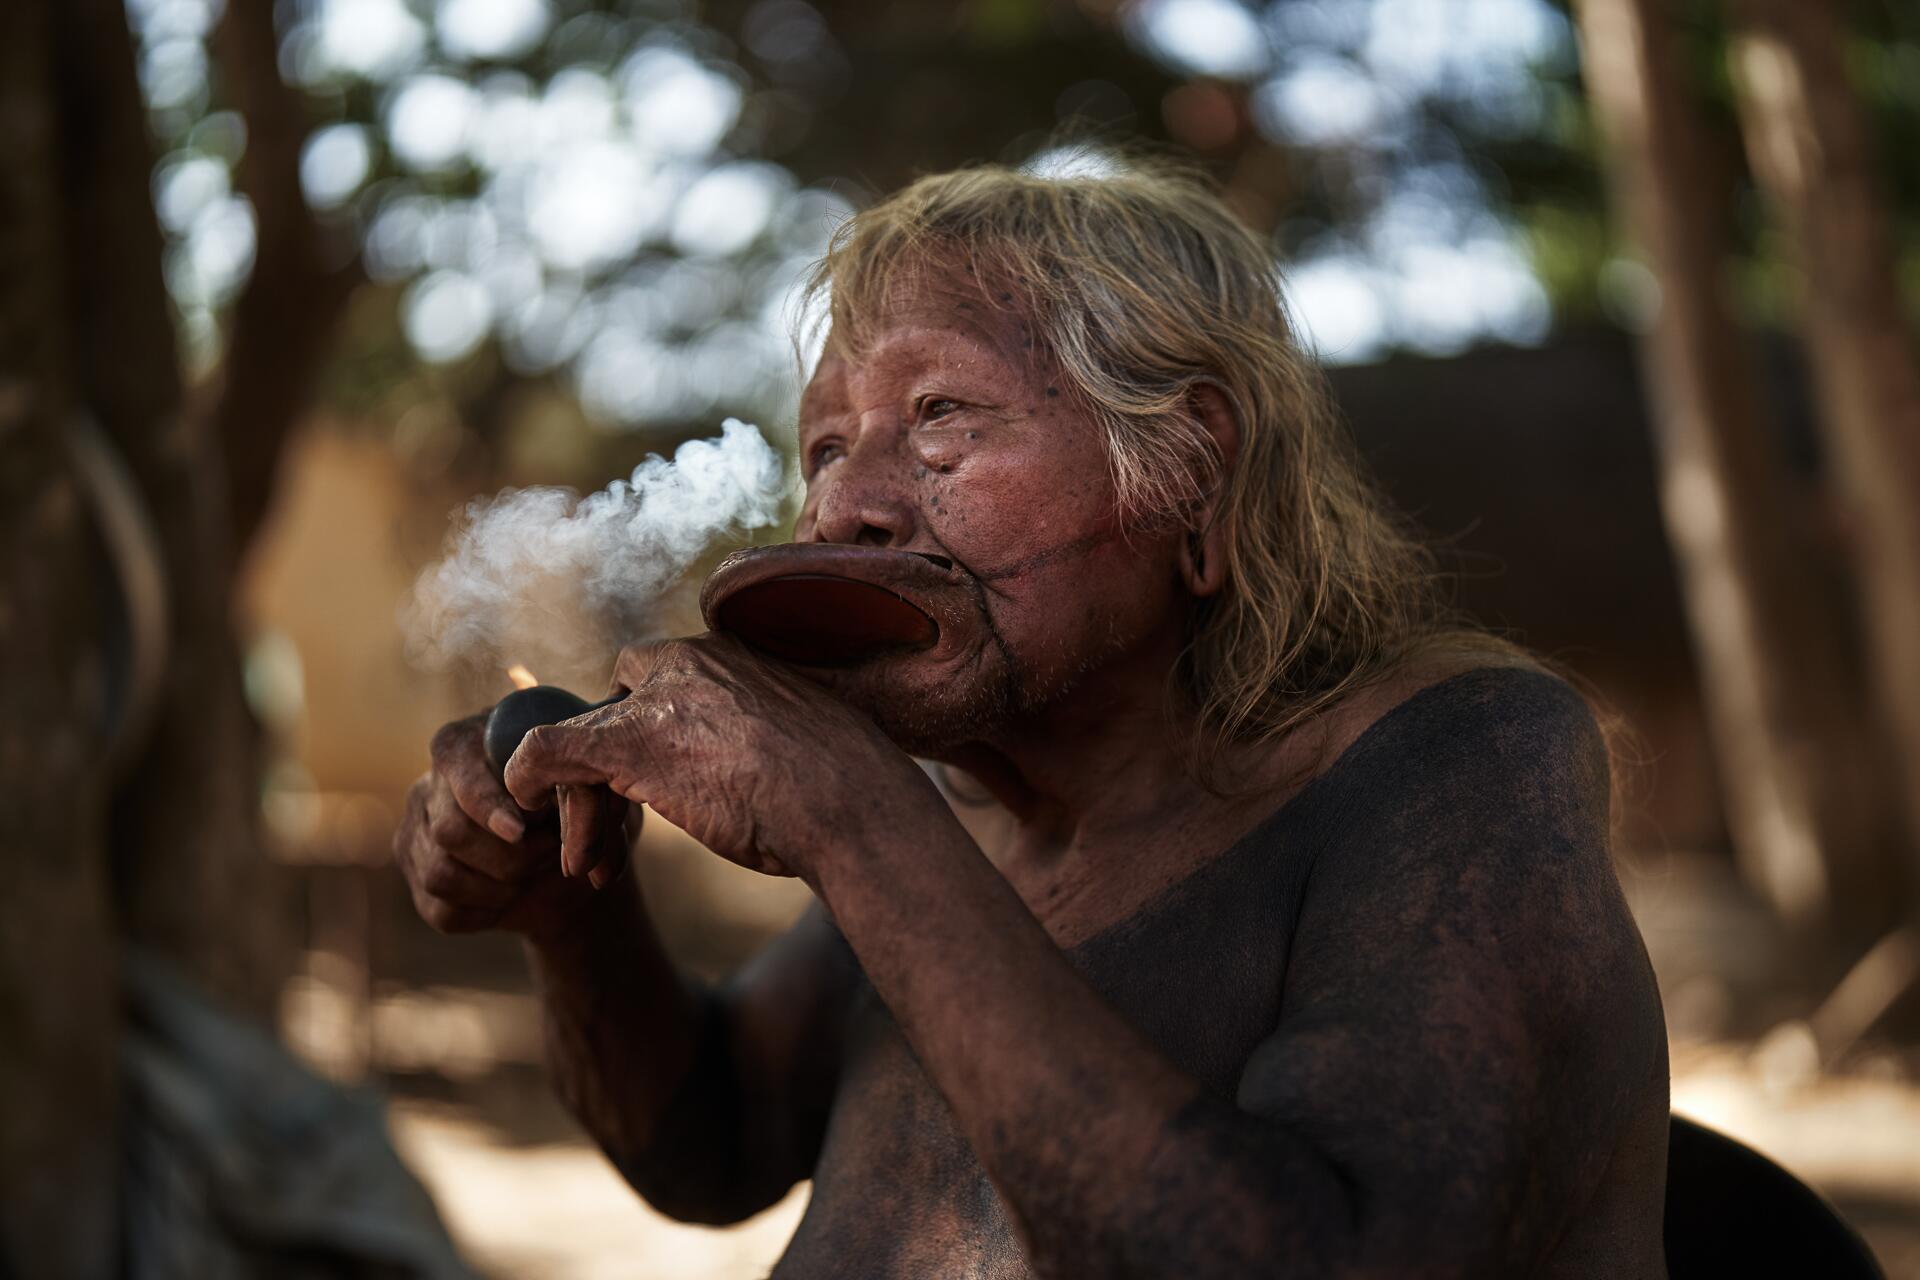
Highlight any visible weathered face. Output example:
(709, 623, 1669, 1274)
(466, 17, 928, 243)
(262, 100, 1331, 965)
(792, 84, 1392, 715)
(790, 265, 1189, 755)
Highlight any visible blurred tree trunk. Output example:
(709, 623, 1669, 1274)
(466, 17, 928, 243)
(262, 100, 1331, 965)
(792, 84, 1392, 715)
(1728, 0, 1920, 893)
(4, 0, 351, 1261)
(1573, 0, 1895, 929)
(0, 0, 123, 1270)
(72, 0, 357, 1019)
(56, 0, 296, 1020)
(210, 0, 364, 553)
(1, 0, 356, 1261)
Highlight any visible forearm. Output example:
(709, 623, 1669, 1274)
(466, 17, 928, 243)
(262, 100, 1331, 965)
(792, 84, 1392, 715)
(526, 876, 829, 1224)
(523, 881, 719, 1211)
(810, 820, 1352, 1277)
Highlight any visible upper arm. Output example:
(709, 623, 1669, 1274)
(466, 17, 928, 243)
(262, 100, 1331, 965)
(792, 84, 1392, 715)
(716, 901, 862, 1205)
(1235, 673, 1665, 1274)
(628, 901, 857, 1224)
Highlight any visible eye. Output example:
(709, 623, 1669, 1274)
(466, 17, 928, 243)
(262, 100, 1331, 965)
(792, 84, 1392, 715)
(919, 396, 961, 421)
(806, 440, 846, 475)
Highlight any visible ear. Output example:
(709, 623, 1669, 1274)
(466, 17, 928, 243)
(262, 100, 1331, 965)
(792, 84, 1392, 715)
(1176, 381, 1240, 599)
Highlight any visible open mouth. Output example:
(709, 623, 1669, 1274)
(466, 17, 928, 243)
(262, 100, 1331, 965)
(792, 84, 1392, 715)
(701, 544, 973, 666)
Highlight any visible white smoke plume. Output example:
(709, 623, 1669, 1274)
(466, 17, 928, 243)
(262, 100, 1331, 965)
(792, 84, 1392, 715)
(404, 418, 790, 686)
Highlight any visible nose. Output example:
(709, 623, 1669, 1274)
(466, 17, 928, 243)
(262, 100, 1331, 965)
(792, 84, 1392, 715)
(805, 436, 919, 549)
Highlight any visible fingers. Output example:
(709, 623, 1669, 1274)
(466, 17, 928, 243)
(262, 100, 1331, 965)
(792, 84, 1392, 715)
(431, 716, 527, 843)
(410, 832, 521, 912)
(587, 790, 634, 889)
(401, 722, 636, 939)
(423, 781, 543, 883)
(588, 800, 643, 890)
(405, 866, 502, 935)
(397, 780, 513, 934)
(505, 721, 632, 811)
(586, 843, 628, 891)
(560, 784, 636, 888)
(558, 784, 603, 880)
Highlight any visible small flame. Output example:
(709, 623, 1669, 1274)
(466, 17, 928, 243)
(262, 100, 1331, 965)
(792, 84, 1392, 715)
(506, 663, 539, 690)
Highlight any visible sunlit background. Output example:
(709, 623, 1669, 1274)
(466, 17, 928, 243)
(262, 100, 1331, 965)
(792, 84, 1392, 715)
(57, 0, 1920, 1273)
(133, 0, 1603, 392)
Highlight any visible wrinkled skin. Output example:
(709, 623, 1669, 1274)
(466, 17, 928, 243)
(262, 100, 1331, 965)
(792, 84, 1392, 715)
(395, 264, 1671, 1278)
(509, 636, 938, 881)
(394, 713, 629, 940)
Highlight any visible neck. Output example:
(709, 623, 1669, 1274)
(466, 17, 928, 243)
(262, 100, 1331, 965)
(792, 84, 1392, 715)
(940, 641, 1265, 868)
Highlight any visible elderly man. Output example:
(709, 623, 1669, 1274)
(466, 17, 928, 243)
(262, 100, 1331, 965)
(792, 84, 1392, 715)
(395, 163, 1671, 1277)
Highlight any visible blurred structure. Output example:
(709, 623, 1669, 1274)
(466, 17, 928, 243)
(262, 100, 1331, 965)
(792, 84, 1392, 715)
(5, 0, 1920, 1275)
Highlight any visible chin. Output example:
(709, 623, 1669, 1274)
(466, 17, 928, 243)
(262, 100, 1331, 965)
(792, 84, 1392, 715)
(810, 651, 1020, 758)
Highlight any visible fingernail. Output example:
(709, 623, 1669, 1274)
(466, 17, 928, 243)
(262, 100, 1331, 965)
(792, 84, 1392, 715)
(488, 812, 525, 842)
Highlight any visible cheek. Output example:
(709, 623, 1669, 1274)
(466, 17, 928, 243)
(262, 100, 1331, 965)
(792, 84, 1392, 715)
(936, 468, 1172, 648)
(983, 537, 1185, 693)
(918, 428, 1119, 556)
(912, 423, 973, 476)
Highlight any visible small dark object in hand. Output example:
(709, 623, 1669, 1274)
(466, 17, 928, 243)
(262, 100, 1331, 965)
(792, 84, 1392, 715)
(484, 685, 621, 777)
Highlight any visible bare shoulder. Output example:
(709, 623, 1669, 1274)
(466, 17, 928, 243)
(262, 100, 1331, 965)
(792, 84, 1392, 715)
(1287, 645, 1590, 794)
(1305, 652, 1615, 880)
(1242, 655, 1665, 1273)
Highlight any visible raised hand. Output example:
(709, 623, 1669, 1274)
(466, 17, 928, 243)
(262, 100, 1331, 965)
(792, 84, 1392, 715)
(503, 634, 940, 885)
(394, 711, 631, 940)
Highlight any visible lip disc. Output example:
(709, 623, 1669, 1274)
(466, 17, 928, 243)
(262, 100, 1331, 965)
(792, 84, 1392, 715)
(709, 573, 938, 666)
